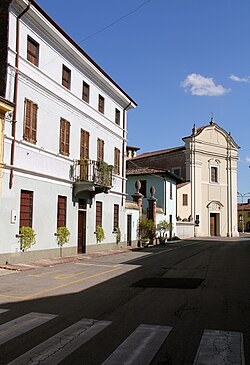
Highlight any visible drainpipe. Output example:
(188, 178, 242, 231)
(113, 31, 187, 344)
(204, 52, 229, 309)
(121, 102, 131, 206)
(9, 2, 31, 189)
(229, 133, 233, 237)
(226, 134, 230, 236)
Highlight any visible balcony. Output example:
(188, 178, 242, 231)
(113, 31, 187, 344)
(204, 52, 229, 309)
(72, 159, 113, 197)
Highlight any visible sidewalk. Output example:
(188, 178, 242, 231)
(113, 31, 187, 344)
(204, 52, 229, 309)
(0, 247, 141, 272)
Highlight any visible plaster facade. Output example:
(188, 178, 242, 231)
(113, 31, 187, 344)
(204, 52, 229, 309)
(0, 0, 136, 263)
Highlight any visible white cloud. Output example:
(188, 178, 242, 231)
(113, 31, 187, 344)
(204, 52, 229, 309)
(229, 74, 250, 83)
(181, 73, 230, 96)
(245, 156, 250, 163)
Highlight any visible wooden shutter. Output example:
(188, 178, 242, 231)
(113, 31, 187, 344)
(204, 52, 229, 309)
(82, 82, 89, 103)
(98, 95, 104, 113)
(113, 204, 119, 230)
(183, 194, 188, 206)
(60, 118, 70, 156)
(115, 109, 120, 125)
(97, 138, 104, 161)
(24, 99, 38, 143)
(20, 190, 33, 228)
(27, 36, 39, 66)
(114, 147, 120, 175)
(96, 201, 102, 227)
(62, 65, 71, 89)
(57, 196, 67, 227)
(80, 129, 89, 159)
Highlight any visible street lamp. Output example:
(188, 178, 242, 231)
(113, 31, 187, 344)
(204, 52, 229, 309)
(237, 192, 250, 233)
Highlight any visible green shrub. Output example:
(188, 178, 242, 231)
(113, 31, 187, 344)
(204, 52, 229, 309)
(20, 226, 36, 251)
(56, 226, 70, 246)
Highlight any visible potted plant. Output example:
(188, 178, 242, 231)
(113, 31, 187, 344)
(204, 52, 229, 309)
(139, 217, 155, 246)
(114, 227, 121, 244)
(55, 226, 70, 257)
(157, 220, 171, 244)
(18, 226, 36, 251)
(95, 225, 105, 243)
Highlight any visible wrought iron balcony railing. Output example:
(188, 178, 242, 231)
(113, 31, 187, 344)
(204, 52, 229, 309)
(72, 159, 113, 189)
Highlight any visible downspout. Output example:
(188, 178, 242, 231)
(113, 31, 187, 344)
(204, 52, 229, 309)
(9, 2, 31, 189)
(226, 134, 230, 236)
(121, 102, 131, 206)
(229, 133, 233, 236)
(192, 125, 196, 237)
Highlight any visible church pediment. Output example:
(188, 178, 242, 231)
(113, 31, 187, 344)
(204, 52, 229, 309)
(207, 201, 224, 210)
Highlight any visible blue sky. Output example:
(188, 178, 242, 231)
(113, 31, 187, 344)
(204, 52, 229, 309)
(36, 0, 250, 199)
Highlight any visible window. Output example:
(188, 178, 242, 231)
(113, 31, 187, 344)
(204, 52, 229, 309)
(211, 166, 218, 182)
(80, 129, 89, 180)
(82, 81, 89, 103)
(57, 196, 67, 227)
(114, 147, 120, 175)
(62, 65, 71, 89)
(98, 95, 105, 114)
(113, 204, 119, 231)
(27, 36, 39, 66)
(170, 183, 173, 200)
(139, 180, 147, 197)
(97, 138, 104, 161)
(248, 212, 250, 218)
(23, 99, 38, 144)
(115, 109, 120, 125)
(20, 190, 33, 228)
(80, 129, 89, 159)
(60, 118, 70, 156)
(96, 201, 103, 227)
(183, 194, 188, 206)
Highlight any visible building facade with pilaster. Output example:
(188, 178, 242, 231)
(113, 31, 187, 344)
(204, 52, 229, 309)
(0, 0, 136, 264)
(127, 120, 239, 238)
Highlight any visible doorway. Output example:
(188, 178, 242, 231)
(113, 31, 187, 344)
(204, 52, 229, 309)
(78, 199, 86, 254)
(210, 213, 220, 236)
(127, 215, 132, 246)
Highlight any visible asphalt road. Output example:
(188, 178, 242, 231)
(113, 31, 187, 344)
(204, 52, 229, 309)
(0, 238, 249, 364)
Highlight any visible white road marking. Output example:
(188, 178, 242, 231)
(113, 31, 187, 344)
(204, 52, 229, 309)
(0, 308, 9, 314)
(75, 263, 121, 268)
(102, 324, 172, 365)
(8, 318, 111, 365)
(194, 329, 245, 365)
(0, 312, 57, 346)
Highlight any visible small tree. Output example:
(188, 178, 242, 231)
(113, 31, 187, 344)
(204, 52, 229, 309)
(19, 226, 36, 251)
(96, 225, 105, 243)
(56, 226, 70, 257)
(114, 227, 121, 244)
(139, 217, 155, 245)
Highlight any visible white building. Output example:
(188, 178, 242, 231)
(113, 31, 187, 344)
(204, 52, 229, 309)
(126, 167, 183, 239)
(127, 120, 239, 238)
(0, 0, 136, 264)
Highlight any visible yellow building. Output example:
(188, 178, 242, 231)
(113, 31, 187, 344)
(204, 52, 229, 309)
(237, 201, 250, 232)
(0, 97, 14, 191)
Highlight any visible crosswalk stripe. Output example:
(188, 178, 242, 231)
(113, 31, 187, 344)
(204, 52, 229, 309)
(194, 329, 245, 365)
(101, 324, 172, 365)
(0, 308, 9, 314)
(0, 312, 57, 346)
(8, 318, 111, 365)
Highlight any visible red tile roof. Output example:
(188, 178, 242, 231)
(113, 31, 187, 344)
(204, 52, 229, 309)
(130, 146, 185, 160)
(177, 181, 190, 188)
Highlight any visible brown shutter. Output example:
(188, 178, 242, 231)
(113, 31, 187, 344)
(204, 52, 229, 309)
(82, 82, 89, 103)
(114, 148, 120, 175)
(183, 194, 188, 206)
(80, 129, 89, 159)
(97, 139, 104, 161)
(24, 99, 37, 143)
(57, 196, 67, 227)
(96, 201, 103, 227)
(170, 183, 173, 199)
(115, 109, 120, 125)
(27, 36, 39, 66)
(20, 190, 33, 228)
(60, 118, 70, 156)
(113, 204, 119, 230)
